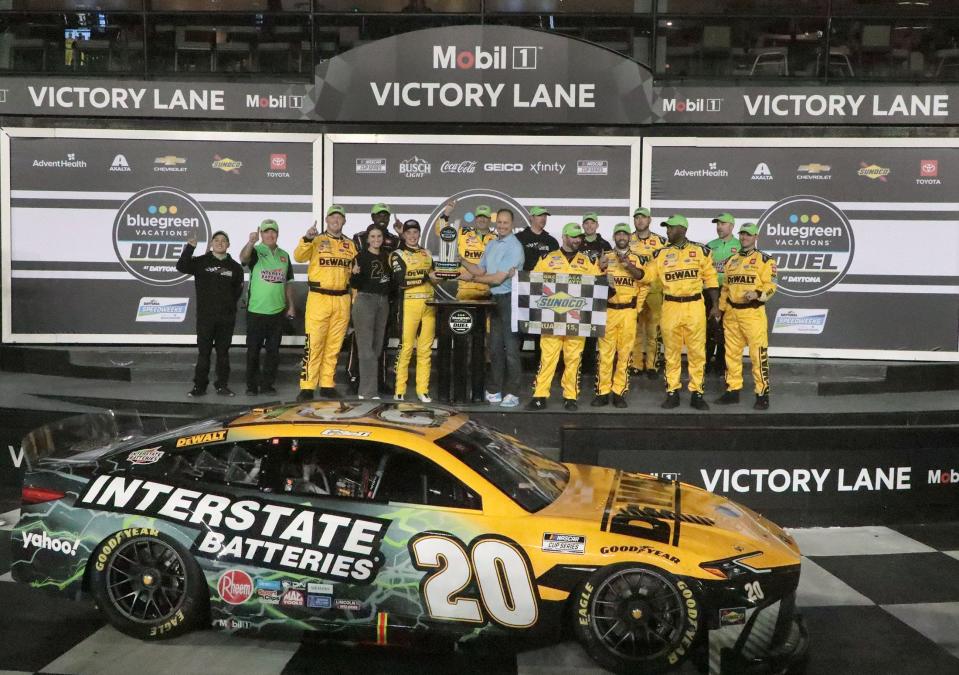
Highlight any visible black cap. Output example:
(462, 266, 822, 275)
(402, 219, 421, 232)
(211, 230, 230, 243)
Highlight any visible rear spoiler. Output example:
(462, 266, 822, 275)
(21, 410, 146, 470)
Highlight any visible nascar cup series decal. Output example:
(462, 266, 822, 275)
(112, 186, 212, 286)
(78, 476, 390, 581)
(757, 195, 854, 297)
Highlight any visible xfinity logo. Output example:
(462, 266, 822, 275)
(662, 97, 722, 113)
(529, 161, 565, 175)
(432, 45, 538, 70)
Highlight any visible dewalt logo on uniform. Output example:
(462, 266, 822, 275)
(317, 258, 353, 267)
(727, 274, 757, 284)
(176, 430, 227, 447)
(664, 269, 698, 282)
(536, 293, 587, 314)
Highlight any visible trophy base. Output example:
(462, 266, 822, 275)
(434, 270, 461, 280)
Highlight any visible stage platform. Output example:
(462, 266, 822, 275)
(1, 345, 957, 527)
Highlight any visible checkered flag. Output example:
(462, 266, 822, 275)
(512, 272, 608, 338)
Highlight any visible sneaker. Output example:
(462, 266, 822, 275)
(563, 398, 578, 411)
(590, 394, 609, 407)
(612, 393, 628, 408)
(371, 396, 381, 400)
(661, 391, 680, 409)
(187, 386, 207, 397)
(525, 397, 547, 411)
(690, 392, 709, 410)
(417, 392, 432, 403)
(296, 389, 314, 402)
(319, 387, 339, 399)
(215, 386, 235, 397)
(715, 390, 740, 405)
(245, 387, 258, 396)
(394, 393, 406, 401)
(500, 394, 520, 408)
(646, 369, 659, 380)
(754, 393, 770, 410)
(261, 385, 277, 395)
(485, 391, 503, 404)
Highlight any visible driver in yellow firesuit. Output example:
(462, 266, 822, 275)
(295, 205, 357, 402)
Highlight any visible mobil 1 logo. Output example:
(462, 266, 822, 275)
(757, 195, 854, 297)
(113, 187, 212, 286)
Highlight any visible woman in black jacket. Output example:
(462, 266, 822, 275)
(349, 226, 392, 399)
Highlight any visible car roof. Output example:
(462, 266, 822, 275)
(225, 400, 468, 441)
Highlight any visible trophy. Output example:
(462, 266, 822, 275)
(434, 213, 461, 279)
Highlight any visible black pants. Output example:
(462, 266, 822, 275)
(195, 312, 236, 390)
(704, 292, 725, 371)
(246, 311, 284, 389)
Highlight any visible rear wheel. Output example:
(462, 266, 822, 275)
(91, 531, 207, 640)
(572, 563, 701, 674)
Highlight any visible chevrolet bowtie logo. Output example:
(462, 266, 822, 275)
(798, 163, 830, 174)
(155, 155, 186, 166)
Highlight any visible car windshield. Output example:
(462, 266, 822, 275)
(435, 420, 569, 512)
(102, 413, 236, 458)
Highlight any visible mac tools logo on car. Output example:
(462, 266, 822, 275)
(757, 195, 854, 297)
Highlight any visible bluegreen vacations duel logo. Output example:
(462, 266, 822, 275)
(113, 187, 211, 286)
(757, 195, 854, 297)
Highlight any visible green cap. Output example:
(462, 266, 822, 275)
(528, 206, 550, 217)
(474, 205, 492, 218)
(712, 212, 735, 224)
(582, 212, 599, 223)
(739, 222, 760, 235)
(661, 214, 689, 229)
(613, 222, 632, 235)
(259, 218, 279, 232)
(562, 222, 585, 238)
(633, 207, 651, 218)
(371, 203, 390, 215)
(326, 204, 345, 217)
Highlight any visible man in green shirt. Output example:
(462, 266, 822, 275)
(240, 219, 296, 396)
(706, 213, 740, 377)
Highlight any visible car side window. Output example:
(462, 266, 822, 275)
(166, 440, 277, 488)
(376, 446, 482, 510)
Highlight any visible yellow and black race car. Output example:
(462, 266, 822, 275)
(11, 402, 807, 674)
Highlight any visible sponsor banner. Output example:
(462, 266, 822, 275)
(647, 140, 959, 356)
(4, 132, 314, 341)
(513, 272, 609, 338)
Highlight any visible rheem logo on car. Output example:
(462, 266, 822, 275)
(758, 195, 854, 297)
(218, 569, 254, 605)
(113, 187, 211, 286)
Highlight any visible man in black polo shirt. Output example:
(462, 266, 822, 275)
(176, 231, 244, 397)
(515, 206, 559, 271)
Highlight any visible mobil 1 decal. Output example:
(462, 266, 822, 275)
(78, 475, 390, 582)
(757, 195, 854, 297)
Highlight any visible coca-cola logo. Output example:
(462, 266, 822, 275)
(217, 569, 254, 605)
(441, 161, 477, 174)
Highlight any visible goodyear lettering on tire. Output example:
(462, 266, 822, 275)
(667, 580, 700, 665)
(95, 528, 160, 571)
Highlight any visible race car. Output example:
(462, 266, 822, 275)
(11, 402, 807, 674)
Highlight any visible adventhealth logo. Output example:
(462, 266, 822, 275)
(432, 45, 538, 70)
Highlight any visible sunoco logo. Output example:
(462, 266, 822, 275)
(536, 292, 587, 314)
(757, 195, 854, 297)
(113, 187, 211, 286)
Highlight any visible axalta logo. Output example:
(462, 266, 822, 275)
(536, 292, 587, 314)
(22, 531, 80, 556)
(245, 94, 303, 109)
(928, 469, 958, 484)
(796, 163, 831, 180)
(858, 162, 890, 182)
(432, 45, 538, 70)
(662, 98, 722, 113)
(752, 162, 773, 181)
(110, 154, 132, 172)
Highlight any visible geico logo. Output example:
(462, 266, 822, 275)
(928, 469, 959, 484)
(433, 45, 507, 70)
(771, 253, 839, 271)
(176, 429, 227, 447)
(664, 269, 698, 281)
(22, 531, 80, 555)
(484, 163, 523, 172)
(317, 258, 353, 267)
(726, 274, 757, 284)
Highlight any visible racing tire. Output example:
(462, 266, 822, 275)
(90, 530, 207, 640)
(572, 563, 702, 674)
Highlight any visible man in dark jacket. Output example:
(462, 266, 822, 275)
(176, 231, 244, 397)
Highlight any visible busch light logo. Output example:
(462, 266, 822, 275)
(758, 195, 854, 297)
(113, 187, 211, 286)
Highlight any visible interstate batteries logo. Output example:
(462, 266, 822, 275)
(113, 187, 211, 286)
(757, 195, 854, 297)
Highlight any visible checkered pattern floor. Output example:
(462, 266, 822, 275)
(1, 510, 957, 675)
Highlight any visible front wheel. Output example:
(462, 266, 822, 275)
(90, 531, 207, 640)
(572, 563, 702, 674)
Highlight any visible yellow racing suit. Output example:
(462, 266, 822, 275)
(390, 246, 435, 397)
(720, 249, 777, 395)
(630, 232, 667, 370)
(294, 232, 357, 390)
(645, 241, 718, 394)
(438, 215, 496, 300)
(532, 249, 601, 400)
(597, 249, 648, 396)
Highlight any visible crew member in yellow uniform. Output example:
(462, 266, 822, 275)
(436, 200, 496, 301)
(526, 223, 603, 411)
(592, 223, 647, 409)
(629, 207, 667, 380)
(715, 223, 776, 410)
(644, 214, 719, 410)
(295, 205, 357, 401)
(391, 219, 437, 403)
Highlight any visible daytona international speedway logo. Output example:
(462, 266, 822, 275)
(536, 292, 587, 314)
